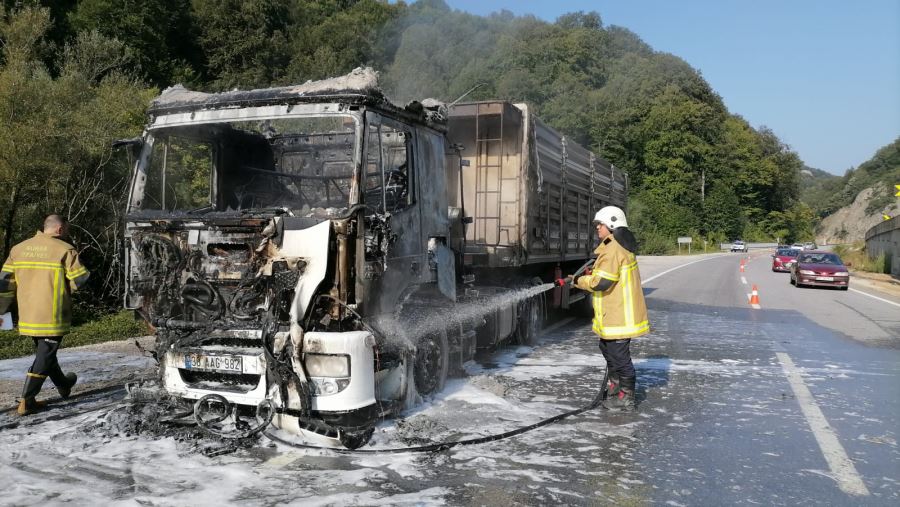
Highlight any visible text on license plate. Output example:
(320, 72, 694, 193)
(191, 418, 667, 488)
(816, 276, 834, 281)
(184, 354, 242, 373)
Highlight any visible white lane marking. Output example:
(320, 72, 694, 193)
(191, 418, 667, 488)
(643, 256, 721, 284)
(775, 352, 870, 496)
(849, 288, 900, 309)
(741, 276, 747, 285)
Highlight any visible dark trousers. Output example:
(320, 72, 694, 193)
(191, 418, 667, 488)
(22, 336, 68, 399)
(598, 338, 635, 390)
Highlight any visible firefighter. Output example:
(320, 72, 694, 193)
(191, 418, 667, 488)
(571, 206, 649, 411)
(0, 214, 90, 416)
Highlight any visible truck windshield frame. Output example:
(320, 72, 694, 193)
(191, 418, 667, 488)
(127, 107, 362, 216)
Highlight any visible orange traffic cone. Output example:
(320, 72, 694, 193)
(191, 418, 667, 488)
(740, 260, 745, 273)
(749, 285, 760, 306)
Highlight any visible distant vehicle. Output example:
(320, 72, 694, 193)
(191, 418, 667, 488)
(772, 247, 801, 272)
(790, 251, 850, 289)
(803, 242, 817, 250)
(731, 240, 747, 253)
(790, 243, 804, 250)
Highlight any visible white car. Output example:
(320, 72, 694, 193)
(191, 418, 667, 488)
(731, 240, 747, 252)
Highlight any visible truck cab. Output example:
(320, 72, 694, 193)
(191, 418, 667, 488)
(123, 71, 456, 447)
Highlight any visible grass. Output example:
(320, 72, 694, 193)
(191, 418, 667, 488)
(0, 310, 150, 360)
(832, 243, 889, 274)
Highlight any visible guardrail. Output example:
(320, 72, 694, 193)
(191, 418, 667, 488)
(864, 215, 899, 277)
(718, 242, 779, 251)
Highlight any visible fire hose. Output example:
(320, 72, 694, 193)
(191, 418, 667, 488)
(263, 364, 609, 454)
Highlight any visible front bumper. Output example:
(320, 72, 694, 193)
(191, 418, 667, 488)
(160, 329, 377, 433)
(796, 276, 849, 288)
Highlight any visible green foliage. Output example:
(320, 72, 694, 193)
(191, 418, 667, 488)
(0, 310, 149, 360)
(832, 243, 890, 274)
(0, 5, 155, 304)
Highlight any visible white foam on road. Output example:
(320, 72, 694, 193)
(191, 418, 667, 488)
(776, 352, 870, 496)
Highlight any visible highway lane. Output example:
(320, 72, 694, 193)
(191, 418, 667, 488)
(629, 251, 898, 505)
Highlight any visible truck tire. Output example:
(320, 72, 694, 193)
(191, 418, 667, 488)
(515, 298, 542, 346)
(414, 329, 449, 396)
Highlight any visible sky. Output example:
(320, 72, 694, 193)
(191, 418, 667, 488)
(443, 0, 900, 175)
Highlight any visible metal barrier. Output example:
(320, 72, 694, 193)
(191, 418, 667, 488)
(719, 242, 779, 251)
(864, 216, 900, 277)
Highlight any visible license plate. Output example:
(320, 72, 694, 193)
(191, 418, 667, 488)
(184, 353, 243, 373)
(816, 276, 834, 281)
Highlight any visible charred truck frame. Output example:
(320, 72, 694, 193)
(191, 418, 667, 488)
(123, 69, 627, 448)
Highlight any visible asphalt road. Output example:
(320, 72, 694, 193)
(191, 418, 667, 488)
(0, 252, 897, 506)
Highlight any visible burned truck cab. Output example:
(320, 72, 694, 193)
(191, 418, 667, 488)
(124, 70, 454, 446)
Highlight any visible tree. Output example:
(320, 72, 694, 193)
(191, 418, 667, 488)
(0, 5, 153, 302)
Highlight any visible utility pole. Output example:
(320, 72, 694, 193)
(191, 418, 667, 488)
(701, 167, 705, 203)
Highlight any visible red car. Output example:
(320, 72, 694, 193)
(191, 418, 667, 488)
(790, 251, 850, 289)
(772, 247, 801, 272)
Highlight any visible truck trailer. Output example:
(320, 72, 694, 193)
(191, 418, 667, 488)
(122, 68, 626, 448)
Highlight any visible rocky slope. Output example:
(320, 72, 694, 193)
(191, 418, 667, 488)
(817, 186, 899, 244)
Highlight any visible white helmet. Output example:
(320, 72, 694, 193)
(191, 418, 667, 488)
(593, 206, 628, 229)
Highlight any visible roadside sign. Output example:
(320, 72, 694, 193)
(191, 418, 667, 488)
(895, 184, 900, 197)
(677, 237, 692, 244)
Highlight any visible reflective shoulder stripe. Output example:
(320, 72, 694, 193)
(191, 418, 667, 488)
(66, 267, 90, 280)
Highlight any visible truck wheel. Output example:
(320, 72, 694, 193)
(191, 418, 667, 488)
(515, 298, 542, 346)
(414, 329, 449, 396)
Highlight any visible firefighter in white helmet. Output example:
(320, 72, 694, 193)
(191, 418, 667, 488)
(571, 206, 648, 410)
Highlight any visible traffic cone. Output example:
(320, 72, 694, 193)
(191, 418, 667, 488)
(749, 285, 760, 306)
(740, 260, 745, 273)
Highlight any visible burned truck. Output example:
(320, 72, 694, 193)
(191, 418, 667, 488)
(123, 69, 626, 447)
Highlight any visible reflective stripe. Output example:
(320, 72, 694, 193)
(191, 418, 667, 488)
(66, 267, 89, 280)
(623, 261, 635, 327)
(26, 372, 48, 379)
(596, 269, 619, 282)
(9, 261, 63, 268)
(595, 320, 650, 338)
(9, 265, 62, 271)
(18, 321, 67, 328)
(592, 291, 603, 330)
(19, 328, 69, 336)
(0, 291, 13, 297)
(1, 266, 14, 273)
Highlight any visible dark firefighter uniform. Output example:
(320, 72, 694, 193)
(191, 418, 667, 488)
(575, 232, 648, 409)
(0, 231, 90, 413)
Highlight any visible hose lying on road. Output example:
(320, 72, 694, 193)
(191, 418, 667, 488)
(264, 365, 609, 454)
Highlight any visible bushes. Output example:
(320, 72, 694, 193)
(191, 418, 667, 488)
(0, 310, 149, 360)
(832, 243, 890, 274)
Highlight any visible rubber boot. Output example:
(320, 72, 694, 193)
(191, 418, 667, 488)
(57, 372, 77, 399)
(602, 377, 635, 411)
(605, 375, 620, 400)
(17, 397, 47, 416)
(19, 374, 48, 416)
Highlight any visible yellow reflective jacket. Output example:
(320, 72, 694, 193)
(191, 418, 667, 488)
(0, 231, 90, 337)
(575, 235, 649, 340)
